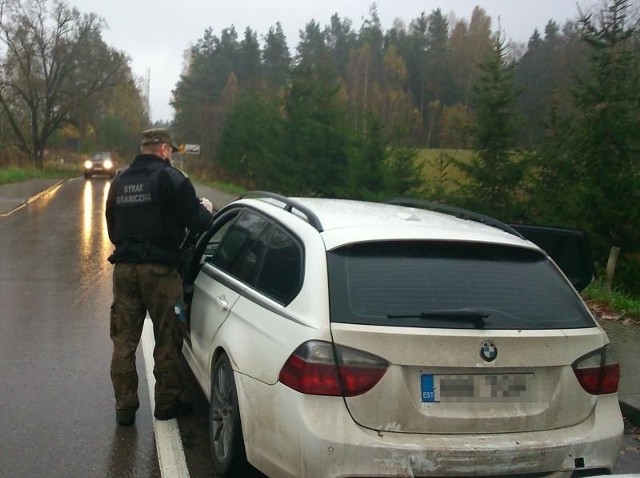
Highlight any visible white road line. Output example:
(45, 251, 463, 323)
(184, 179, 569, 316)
(142, 318, 191, 478)
(0, 181, 64, 217)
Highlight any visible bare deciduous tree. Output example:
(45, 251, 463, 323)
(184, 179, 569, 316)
(0, 0, 127, 167)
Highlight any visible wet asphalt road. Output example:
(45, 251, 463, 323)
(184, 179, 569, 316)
(0, 177, 638, 477)
(0, 178, 162, 477)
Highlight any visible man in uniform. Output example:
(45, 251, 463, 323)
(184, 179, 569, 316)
(105, 128, 214, 426)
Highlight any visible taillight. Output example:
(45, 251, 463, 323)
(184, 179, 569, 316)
(572, 347, 620, 395)
(279, 340, 389, 396)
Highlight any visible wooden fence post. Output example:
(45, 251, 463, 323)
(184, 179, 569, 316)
(606, 246, 620, 291)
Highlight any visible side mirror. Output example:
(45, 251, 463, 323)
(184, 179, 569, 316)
(509, 224, 596, 292)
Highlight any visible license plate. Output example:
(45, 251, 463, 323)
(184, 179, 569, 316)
(421, 373, 533, 403)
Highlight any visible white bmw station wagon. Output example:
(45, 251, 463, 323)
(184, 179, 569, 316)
(179, 192, 623, 478)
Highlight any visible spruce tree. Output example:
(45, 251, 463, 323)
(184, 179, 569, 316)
(285, 22, 349, 196)
(455, 35, 524, 218)
(263, 23, 291, 93)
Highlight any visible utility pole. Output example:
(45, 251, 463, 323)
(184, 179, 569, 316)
(146, 68, 151, 119)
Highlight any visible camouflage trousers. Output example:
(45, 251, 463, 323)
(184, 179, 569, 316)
(110, 263, 184, 414)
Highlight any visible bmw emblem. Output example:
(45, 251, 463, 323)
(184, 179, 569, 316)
(480, 341, 498, 362)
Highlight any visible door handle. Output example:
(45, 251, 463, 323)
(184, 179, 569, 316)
(214, 296, 229, 311)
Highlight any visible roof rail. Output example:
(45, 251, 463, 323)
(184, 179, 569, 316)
(241, 191, 324, 232)
(384, 198, 524, 239)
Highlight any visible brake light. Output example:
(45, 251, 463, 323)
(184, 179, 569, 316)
(279, 340, 389, 396)
(572, 347, 620, 395)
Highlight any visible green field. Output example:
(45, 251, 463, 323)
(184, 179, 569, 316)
(416, 148, 473, 192)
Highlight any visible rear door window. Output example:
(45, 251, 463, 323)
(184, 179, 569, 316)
(210, 210, 304, 304)
(327, 241, 595, 330)
(254, 226, 303, 304)
(212, 210, 270, 284)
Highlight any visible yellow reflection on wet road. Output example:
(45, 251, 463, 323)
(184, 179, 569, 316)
(102, 181, 112, 251)
(82, 180, 93, 246)
(81, 179, 112, 264)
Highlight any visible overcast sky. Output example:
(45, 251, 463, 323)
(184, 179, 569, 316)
(70, 0, 597, 123)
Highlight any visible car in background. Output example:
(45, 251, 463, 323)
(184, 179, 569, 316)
(180, 192, 623, 478)
(83, 152, 115, 178)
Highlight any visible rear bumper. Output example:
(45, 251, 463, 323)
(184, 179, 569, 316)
(237, 376, 623, 478)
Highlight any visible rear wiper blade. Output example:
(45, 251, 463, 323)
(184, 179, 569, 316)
(387, 308, 489, 327)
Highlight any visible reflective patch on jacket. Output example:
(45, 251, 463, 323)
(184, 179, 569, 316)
(115, 181, 153, 206)
(110, 165, 163, 243)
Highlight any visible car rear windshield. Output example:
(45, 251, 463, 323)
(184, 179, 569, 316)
(327, 241, 595, 330)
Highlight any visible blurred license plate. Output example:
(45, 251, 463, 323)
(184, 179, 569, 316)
(421, 373, 533, 403)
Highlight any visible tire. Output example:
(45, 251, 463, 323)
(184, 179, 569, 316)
(210, 354, 250, 476)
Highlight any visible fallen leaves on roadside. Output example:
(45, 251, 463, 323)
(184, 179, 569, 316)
(585, 300, 622, 320)
(625, 420, 640, 442)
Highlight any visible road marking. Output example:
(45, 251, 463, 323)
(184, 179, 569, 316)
(142, 318, 191, 478)
(0, 180, 64, 217)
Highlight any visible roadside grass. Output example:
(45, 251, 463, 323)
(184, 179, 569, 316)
(583, 281, 640, 320)
(194, 176, 245, 195)
(0, 166, 78, 185)
(0, 162, 242, 194)
(182, 161, 246, 196)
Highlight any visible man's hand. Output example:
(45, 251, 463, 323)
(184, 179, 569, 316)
(199, 197, 213, 214)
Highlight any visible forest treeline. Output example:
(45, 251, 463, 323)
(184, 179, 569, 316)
(174, 3, 594, 154)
